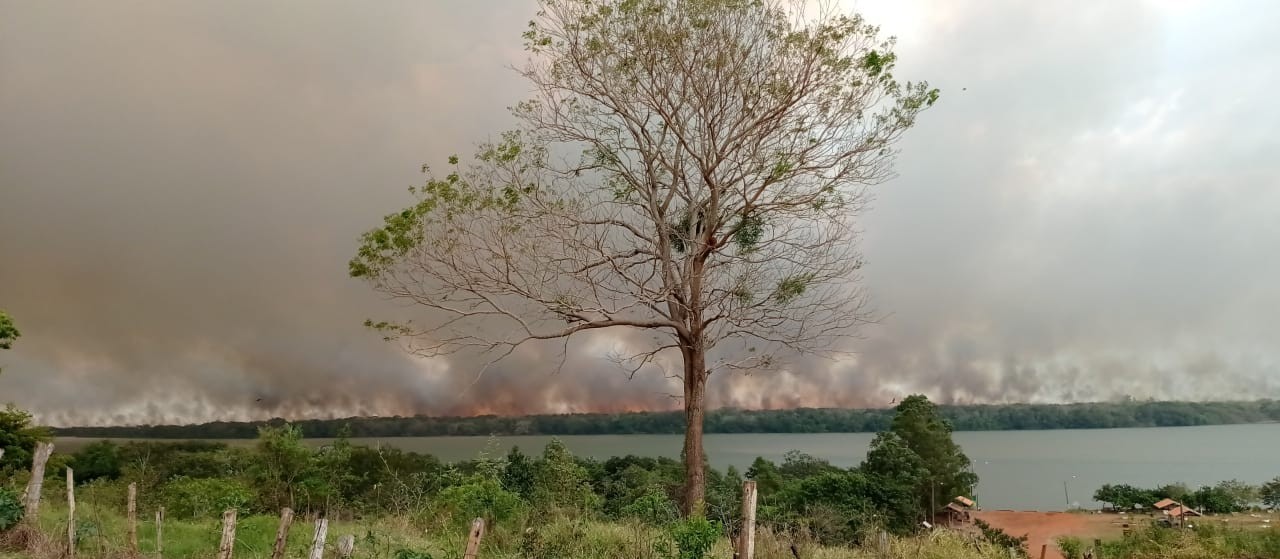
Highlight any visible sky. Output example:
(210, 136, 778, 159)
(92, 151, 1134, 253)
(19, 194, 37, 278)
(1, 0, 1277, 426)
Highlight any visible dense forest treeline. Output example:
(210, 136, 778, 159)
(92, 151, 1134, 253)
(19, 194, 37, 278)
(53, 400, 1280, 439)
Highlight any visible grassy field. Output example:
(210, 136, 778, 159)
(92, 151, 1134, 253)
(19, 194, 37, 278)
(1, 500, 1022, 559)
(5, 502, 1280, 558)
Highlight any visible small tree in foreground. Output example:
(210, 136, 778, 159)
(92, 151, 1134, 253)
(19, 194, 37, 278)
(1262, 477, 1280, 510)
(351, 0, 936, 514)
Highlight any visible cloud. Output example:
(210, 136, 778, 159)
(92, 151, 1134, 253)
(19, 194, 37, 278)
(1, 0, 1277, 426)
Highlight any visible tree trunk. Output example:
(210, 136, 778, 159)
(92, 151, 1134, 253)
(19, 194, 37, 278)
(681, 347, 708, 517)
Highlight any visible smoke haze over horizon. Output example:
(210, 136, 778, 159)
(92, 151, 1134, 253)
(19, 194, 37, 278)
(2, 1, 1278, 427)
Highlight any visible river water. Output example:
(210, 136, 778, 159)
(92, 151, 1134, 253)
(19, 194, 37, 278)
(57, 422, 1280, 510)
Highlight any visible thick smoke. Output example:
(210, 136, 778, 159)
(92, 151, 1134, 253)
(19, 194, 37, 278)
(1, 0, 1277, 426)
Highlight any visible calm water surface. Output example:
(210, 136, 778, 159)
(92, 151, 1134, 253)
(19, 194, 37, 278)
(58, 423, 1280, 511)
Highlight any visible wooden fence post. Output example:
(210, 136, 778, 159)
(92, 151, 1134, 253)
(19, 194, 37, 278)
(308, 518, 328, 559)
(876, 531, 889, 558)
(23, 442, 54, 518)
(218, 509, 238, 559)
(337, 534, 355, 558)
(1039, 543, 1047, 559)
(66, 467, 76, 558)
(463, 518, 485, 559)
(127, 482, 139, 553)
(737, 480, 757, 559)
(156, 507, 165, 556)
(270, 508, 294, 559)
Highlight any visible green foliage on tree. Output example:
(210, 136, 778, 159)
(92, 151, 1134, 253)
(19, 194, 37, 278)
(68, 440, 124, 483)
(621, 489, 679, 526)
(1213, 479, 1258, 511)
(248, 424, 313, 511)
(1261, 477, 1280, 510)
(0, 308, 16, 384)
(1092, 479, 1262, 514)
(0, 404, 50, 473)
(532, 438, 601, 514)
(882, 395, 979, 513)
(974, 518, 1029, 557)
(1185, 483, 1246, 514)
(1155, 482, 1190, 502)
(500, 445, 536, 500)
(1093, 484, 1158, 510)
(662, 515, 721, 559)
(745, 456, 783, 496)
(0, 487, 22, 531)
(161, 476, 255, 519)
(778, 450, 841, 479)
(593, 455, 682, 518)
(862, 431, 929, 530)
(435, 477, 524, 525)
(0, 310, 18, 352)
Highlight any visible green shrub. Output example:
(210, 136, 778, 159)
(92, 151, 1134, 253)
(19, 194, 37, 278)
(620, 490, 678, 526)
(161, 476, 254, 519)
(435, 478, 523, 525)
(1056, 536, 1083, 559)
(74, 519, 99, 545)
(0, 487, 22, 531)
(662, 515, 720, 559)
(532, 439, 601, 515)
(974, 519, 1028, 557)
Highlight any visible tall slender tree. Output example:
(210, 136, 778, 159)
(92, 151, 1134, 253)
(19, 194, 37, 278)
(884, 395, 978, 513)
(351, 0, 936, 514)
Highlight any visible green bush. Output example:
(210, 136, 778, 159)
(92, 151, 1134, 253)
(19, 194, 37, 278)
(74, 519, 99, 545)
(620, 490, 678, 526)
(1056, 536, 1084, 559)
(161, 477, 255, 519)
(663, 515, 721, 559)
(435, 478, 523, 525)
(974, 519, 1027, 558)
(0, 487, 22, 531)
(532, 438, 602, 515)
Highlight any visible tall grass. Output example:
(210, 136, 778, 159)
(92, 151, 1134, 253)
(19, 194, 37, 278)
(1097, 523, 1280, 559)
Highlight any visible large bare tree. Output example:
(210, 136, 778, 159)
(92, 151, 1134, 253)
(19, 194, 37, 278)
(350, 0, 936, 514)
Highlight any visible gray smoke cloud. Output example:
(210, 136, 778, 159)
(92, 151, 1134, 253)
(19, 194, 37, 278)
(1, 0, 1277, 426)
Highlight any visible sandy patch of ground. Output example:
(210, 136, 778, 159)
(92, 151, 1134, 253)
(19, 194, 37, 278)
(971, 510, 1127, 559)
(971, 510, 1279, 558)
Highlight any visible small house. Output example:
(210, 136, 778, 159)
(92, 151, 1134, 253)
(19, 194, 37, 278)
(938, 495, 975, 525)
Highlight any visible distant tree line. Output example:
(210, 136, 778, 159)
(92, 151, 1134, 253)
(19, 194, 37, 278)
(52, 399, 1280, 439)
(1095, 477, 1280, 514)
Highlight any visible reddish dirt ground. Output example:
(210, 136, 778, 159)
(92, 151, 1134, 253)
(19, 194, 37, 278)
(972, 511, 1126, 559)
